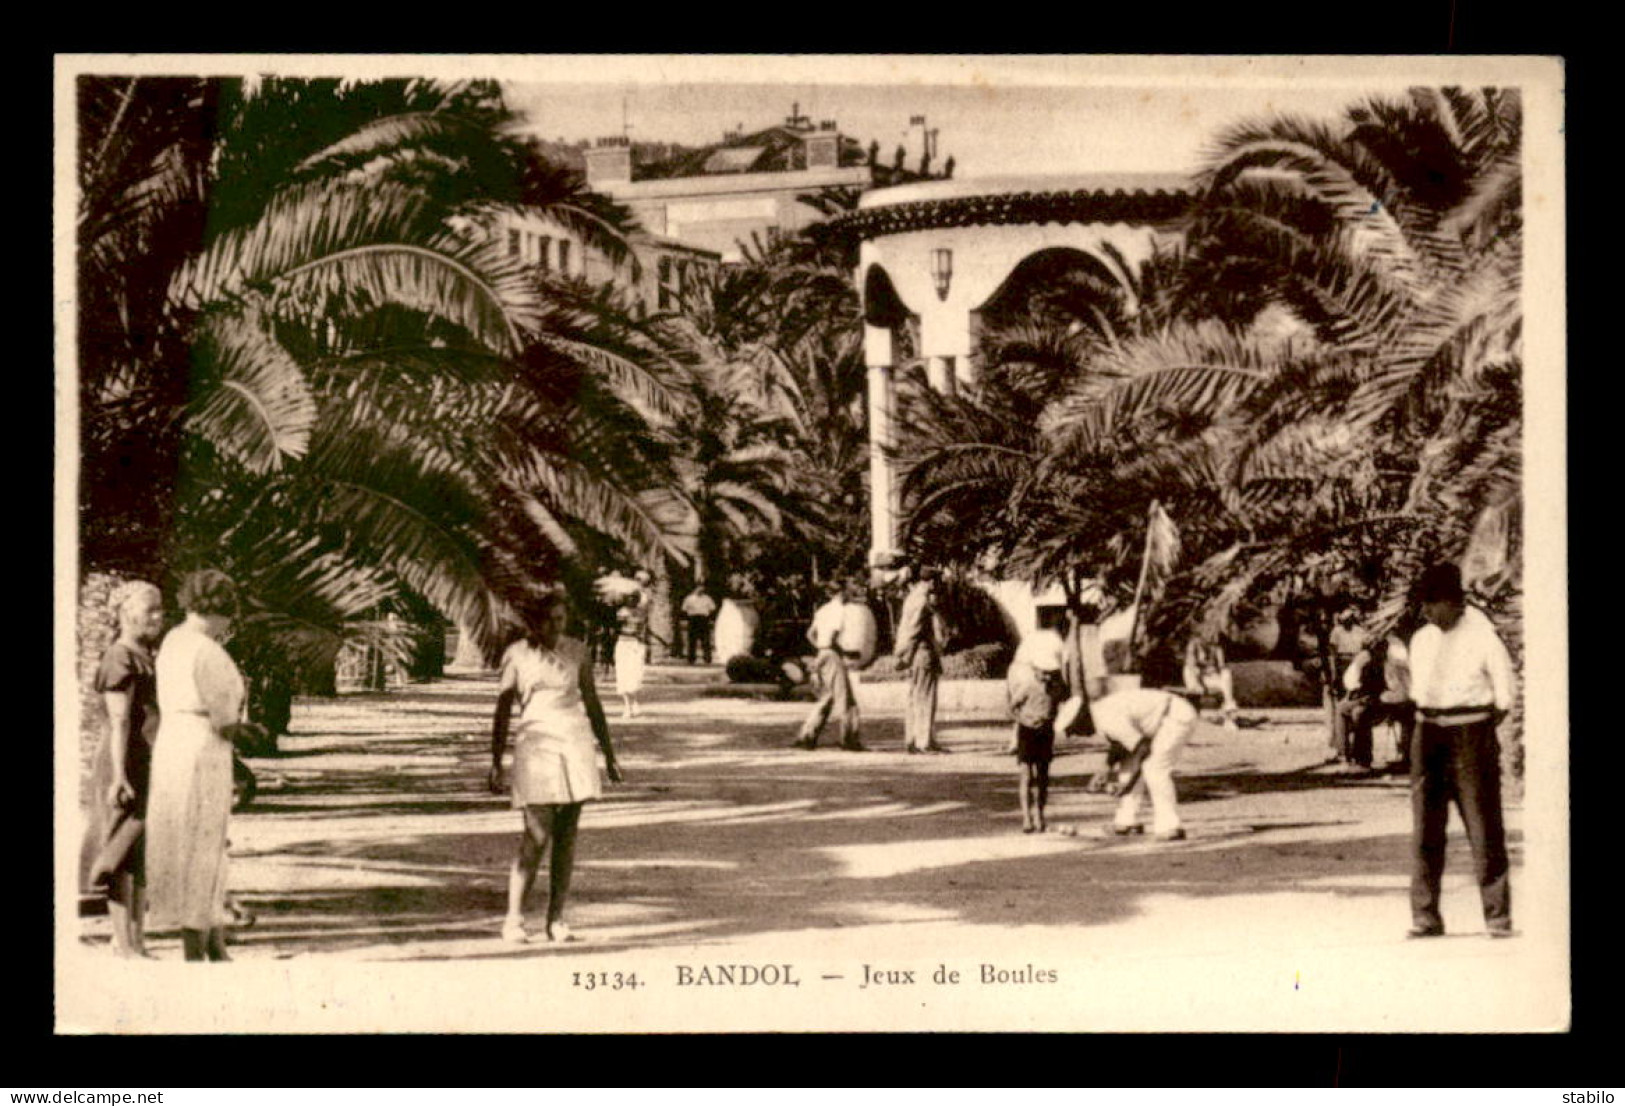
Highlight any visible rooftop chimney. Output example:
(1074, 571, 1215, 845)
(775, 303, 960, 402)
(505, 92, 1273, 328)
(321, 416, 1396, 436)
(584, 135, 632, 185)
(806, 123, 840, 169)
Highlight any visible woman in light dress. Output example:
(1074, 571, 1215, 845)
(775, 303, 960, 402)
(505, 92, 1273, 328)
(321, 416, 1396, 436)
(82, 580, 165, 957)
(489, 589, 623, 943)
(612, 591, 649, 720)
(145, 570, 259, 962)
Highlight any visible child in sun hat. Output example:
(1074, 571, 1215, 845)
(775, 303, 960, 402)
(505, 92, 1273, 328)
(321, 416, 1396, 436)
(1006, 627, 1069, 833)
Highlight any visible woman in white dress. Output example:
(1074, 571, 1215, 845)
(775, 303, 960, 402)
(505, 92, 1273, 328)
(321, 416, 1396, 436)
(145, 570, 258, 962)
(489, 589, 623, 943)
(612, 593, 649, 720)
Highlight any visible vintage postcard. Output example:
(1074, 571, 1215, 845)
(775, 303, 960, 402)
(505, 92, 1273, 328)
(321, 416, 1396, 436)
(54, 54, 1567, 1033)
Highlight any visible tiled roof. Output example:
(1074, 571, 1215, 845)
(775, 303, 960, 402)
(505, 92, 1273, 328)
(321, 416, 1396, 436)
(703, 146, 770, 174)
(834, 176, 1194, 239)
(636, 125, 868, 181)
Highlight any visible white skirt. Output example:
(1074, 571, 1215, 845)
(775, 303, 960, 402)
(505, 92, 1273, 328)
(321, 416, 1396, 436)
(144, 714, 232, 929)
(511, 715, 601, 807)
(614, 637, 646, 695)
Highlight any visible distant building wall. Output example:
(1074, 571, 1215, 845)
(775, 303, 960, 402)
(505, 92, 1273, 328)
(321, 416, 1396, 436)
(600, 165, 872, 262)
(485, 208, 720, 315)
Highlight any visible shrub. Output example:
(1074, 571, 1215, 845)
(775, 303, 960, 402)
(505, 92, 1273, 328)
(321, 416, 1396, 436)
(725, 654, 782, 684)
(941, 641, 1014, 680)
(1230, 660, 1320, 708)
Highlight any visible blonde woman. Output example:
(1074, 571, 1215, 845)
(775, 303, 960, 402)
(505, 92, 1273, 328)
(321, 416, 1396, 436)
(489, 590, 623, 943)
(145, 570, 261, 961)
(83, 580, 165, 957)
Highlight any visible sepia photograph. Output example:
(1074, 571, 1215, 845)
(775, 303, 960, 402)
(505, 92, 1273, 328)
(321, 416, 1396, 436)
(53, 53, 1567, 1034)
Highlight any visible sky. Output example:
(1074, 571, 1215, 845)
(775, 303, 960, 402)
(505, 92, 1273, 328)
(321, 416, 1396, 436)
(505, 82, 1373, 179)
(495, 56, 1445, 179)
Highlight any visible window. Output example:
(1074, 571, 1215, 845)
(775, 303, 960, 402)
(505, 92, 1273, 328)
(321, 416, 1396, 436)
(507, 228, 521, 257)
(557, 239, 571, 274)
(537, 235, 551, 271)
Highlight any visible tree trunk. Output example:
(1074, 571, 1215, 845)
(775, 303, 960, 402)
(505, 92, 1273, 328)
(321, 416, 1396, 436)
(649, 565, 677, 661)
(1310, 606, 1344, 762)
(451, 619, 487, 670)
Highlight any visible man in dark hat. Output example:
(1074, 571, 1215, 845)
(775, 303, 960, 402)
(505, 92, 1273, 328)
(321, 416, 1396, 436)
(1405, 562, 1518, 939)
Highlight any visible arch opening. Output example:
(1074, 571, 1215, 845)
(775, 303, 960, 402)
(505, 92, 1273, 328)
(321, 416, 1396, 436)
(974, 246, 1136, 338)
(862, 263, 912, 330)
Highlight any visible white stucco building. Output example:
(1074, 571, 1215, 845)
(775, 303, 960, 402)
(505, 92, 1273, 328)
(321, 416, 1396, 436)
(834, 172, 1194, 639)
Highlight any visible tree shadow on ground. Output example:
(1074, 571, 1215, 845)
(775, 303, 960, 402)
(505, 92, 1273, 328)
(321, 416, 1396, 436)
(226, 682, 1516, 960)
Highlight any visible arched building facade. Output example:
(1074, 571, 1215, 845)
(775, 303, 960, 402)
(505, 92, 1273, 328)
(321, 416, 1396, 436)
(836, 173, 1193, 636)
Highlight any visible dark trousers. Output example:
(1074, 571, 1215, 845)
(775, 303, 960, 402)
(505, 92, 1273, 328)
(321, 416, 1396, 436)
(1411, 718, 1511, 932)
(686, 615, 713, 664)
(1342, 698, 1414, 767)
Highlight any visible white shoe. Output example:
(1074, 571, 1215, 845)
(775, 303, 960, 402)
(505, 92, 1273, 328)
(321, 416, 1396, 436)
(501, 917, 529, 944)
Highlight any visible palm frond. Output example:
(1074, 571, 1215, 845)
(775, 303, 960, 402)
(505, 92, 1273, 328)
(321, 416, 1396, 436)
(292, 110, 499, 175)
(187, 308, 318, 472)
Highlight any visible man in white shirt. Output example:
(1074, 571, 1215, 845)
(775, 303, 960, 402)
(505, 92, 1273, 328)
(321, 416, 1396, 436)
(793, 579, 862, 750)
(1092, 686, 1202, 841)
(1340, 632, 1414, 770)
(681, 586, 718, 665)
(893, 565, 946, 753)
(1406, 562, 1517, 939)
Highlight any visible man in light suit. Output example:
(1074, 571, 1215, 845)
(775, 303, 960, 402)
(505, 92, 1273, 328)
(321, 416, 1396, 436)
(893, 564, 947, 753)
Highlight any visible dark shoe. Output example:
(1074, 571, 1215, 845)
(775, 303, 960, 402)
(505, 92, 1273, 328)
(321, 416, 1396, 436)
(789, 738, 817, 750)
(1022, 825, 1036, 834)
(1407, 924, 1445, 939)
(1154, 828, 1188, 842)
(905, 747, 921, 754)
(842, 742, 867, 752)
(1108, 825, 1145, 837)
(1487, 926, 1517, 939)
(924, 745, 950, 754)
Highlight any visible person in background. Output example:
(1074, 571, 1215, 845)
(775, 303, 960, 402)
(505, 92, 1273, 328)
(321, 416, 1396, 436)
(145, 570, 262, 962)
(589, 565, 619, 676)
(83, 580, 165, 958)
(1405, 563, 1517, 940)
(1092, 685, 1201, 842)
(489, 589, 623, 943)
(1340, 629, 1414, 771)
(1006, 627, 1068, 833)
(613, 591, 649, 720)
(681, 584, 718, 665)
(1328, 605, 1369, 762)
(893, 564, 947, 754)
(1183, 628, 1238, 731)
(792, 578, 862, 751)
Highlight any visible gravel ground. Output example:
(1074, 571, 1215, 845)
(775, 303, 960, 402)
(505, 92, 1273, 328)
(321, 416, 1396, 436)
(59, 666, 1567, 1034)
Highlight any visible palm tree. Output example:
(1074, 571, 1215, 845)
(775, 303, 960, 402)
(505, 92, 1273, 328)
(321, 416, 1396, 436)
(78, 75, 694, 686)
(1036, 88, 1523, 744)
(898, 88, 1522, 724)
(658, 231, 872, 592)
(1123, 87, 1524, 632)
